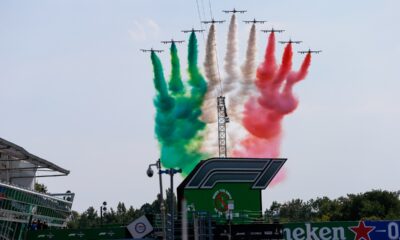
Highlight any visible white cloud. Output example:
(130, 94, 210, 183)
(146, 19, 160, 38)
(128, 20, 146, 41)
(128, 19, 161, 42)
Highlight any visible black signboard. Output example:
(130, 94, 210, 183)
(214, 223, 283, 240)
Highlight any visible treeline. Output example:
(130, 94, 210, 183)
(67, 190, 176, 229)
(266, 189, 400, 222)
(68, 189, 400, 228)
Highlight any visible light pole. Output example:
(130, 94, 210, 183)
(147, 159, 167, 240)
(100, 201, 107, 226)
(160, 168, 182, 240)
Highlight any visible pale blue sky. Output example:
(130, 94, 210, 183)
(1, 0, 399, 212)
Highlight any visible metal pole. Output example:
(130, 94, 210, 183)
(181, 200, 188, 240)
(228, 218, 232, 240)
(158, 160, 167, 240)
(193, 212, 199, 240)
(100, 206, 103, 226)
(170, 169, 174, 240)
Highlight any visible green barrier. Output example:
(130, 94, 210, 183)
(27, 220, 400, 239)
(27, 226, 130, 240)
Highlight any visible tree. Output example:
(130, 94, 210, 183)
(266, 189, 400, 223)
(66, 210, 80, 229)
(34, 182, 48, 193)
(77, 206, 99, 228)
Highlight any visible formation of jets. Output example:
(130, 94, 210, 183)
(202, 18, 225, 24)
(261, 27, 285, 33)
(140, 48, 164, 53)
(243, 18, 266, 24)
(279, 39, 302, 44)
(161, 39, 185, 44)
(298, 49, 322, 54)
(141, 8, 322, 55)
(222, 8, 246, 14)
(181, 28, 205, 33)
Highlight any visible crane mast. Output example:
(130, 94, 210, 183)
(217, 96, 229, 157)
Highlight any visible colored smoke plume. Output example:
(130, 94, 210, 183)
(150, 32, 208, 175)
(223, 15, 250, 155)
(240, 23, 257, 98)
(223, 14, 239, 95)
(200, 23, 220, 157)
(231, 23, 257, 121)
(234, 32, 312, 185)
(168, 42, 184, 95)
(202, 23, 219, 124)
(149, 22, 313, 181)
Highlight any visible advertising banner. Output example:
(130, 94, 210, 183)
(283, 220, 400, 240)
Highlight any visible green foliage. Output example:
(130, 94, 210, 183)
(69, 189, 399, 228)
(67, 190, 176, 229)
(34, 183, 48, 193)
(267, 189, 400, 223)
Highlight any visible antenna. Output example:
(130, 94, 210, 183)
(217, 96, 229, 157)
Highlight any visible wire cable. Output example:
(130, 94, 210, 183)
(194, 0, 206, 42)
(206, 0, 224, 96)
(200, 0, 207, 24)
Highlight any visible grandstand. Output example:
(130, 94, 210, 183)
(0, 138, 74, 240)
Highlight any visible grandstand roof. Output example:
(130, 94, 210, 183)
(0, 138, 69, 176)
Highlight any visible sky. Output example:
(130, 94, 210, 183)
(0, 0, 399, 213)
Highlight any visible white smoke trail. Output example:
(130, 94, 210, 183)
(201, 24, 220, 157)
(223, 14, 246, 155)
(223, 14, 239, 95)
(202, 24, 219, 124)
(230, 24, 257, 122)
(241, 24, 257, 96)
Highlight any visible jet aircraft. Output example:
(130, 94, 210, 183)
(223, 8, 247, 14)
(140, 48, 164, 53)
(261, 27, 285, 33)
(181, 28, 205, 33)
(279, 39, 302, 44)
(161, 39, 185, 44)
(202, 18, 225, 24)
(298, 49, 322, 54)
(243, 19, 267, 24)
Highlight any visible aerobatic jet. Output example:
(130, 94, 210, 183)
(202, 18, 225, 24)
(298, 49, 322, 54)
(243, 19, 267, 24)
(261, 27, 285, 33)
(279, 38, 302, 44)
(140, 48, 164, 53)
(161, 39, 185, 44)
(181, 28, 205, 33)
(223, 8, 247, 14)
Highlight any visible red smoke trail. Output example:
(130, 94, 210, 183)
(234, 36, 312, 186)
(258, 42, 293, 111)
(277, 52, 312, 114)
(256, 32, 277, 89)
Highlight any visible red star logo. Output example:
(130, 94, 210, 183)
(349, 221, 375, 240)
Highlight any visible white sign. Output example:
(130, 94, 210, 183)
(127, 215, 153, 239)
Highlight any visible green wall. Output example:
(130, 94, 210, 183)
(183, 183, 261, 216)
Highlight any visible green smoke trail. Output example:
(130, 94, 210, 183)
(168, 42, 184, 95)
(151, 52, 175, 143)
(188, 32, 207, 104)
(150, 33, 208, 175)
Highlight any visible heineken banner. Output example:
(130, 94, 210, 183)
(283, 220, 400, 240)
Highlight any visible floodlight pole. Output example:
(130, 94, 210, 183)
(100, 201, 107, 226)
(161, 168, 182, 240)
(148, 160, 167, 240)
(157, 160, 167, 240)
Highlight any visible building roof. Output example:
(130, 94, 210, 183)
(0, 137, 69, 175)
